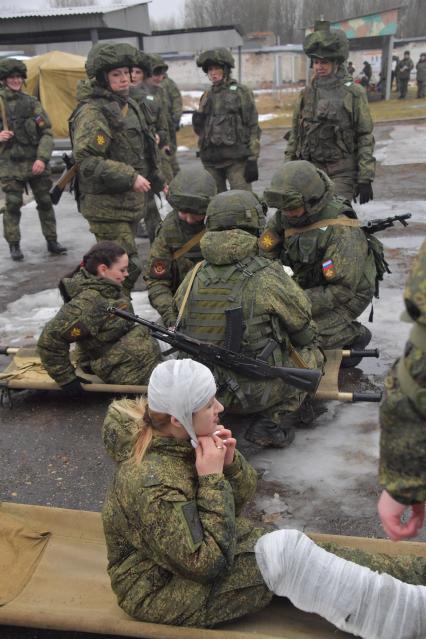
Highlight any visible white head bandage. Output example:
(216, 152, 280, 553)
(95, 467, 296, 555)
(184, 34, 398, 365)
(148, 359, 216, 446)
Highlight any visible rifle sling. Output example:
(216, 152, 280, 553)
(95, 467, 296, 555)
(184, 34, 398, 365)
(172, 230, 205, 261)
(285, 218, 361, 238)
(175, 260, 205, 329)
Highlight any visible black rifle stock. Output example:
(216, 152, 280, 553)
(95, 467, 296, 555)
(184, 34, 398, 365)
(108, 306, 322, 394)
(49, 154, 77, 205)
(362, 213, 411, 234)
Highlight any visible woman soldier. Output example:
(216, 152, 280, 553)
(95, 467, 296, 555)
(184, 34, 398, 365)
(37, 241, 161, 396)
(70, 43, 164, 293)
(102, 359, 426, 637)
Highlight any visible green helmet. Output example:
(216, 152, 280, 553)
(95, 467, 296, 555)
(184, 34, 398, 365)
(304, 21, 349, 63)
(205, 190, 266, 234)
(148, 54, 168, 74)
(264, 161, 333, 224)
(85, 43, 139, 81)
(133, 51, 152, 77)
(167, 167, 217, 215)
(0, 58, 27, 80)
(196, 48, 235, 73)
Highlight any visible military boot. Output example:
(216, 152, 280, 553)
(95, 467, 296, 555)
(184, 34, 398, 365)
(9, 242, 24, 261)
(245, 417, 295, 448)
(341, 325, 372, 368)
(47, 240, 67, 254)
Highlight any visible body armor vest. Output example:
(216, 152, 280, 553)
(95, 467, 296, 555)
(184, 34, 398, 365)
(1, 92, 40, 161)
(297, 76, 356, 165)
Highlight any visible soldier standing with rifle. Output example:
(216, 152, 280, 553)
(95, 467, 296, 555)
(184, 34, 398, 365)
(69, 43, 164, 293)
(285, 20, 375, 204)
(0, 58, 66, 261)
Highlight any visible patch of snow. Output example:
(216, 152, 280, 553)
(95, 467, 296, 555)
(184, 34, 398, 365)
(258, 113, 279, 122)
(180, 113, 193, 127)
(177, 145, 190, 152)
(374, 124, 426, 165)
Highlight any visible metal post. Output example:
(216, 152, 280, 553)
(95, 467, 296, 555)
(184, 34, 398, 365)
(90, 28, 98, 44)
(384, 34, 394, 100)
(238, 45, 242, 83)
(138, 34, 144, 50)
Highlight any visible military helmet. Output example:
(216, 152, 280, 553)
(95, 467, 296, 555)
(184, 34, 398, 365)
(205, 190, 266, 233)
(133, 51, 152, 77)
(196, 48, 235, 73)
(148, 54, 168, 74)
(0, 58, 27, 80)
(264, 161, 333, 218)
(167, 167, 217, 215)
(85, 43, 139, 80)
(402, 240, 426, 327)
(304, 21, 349, 63)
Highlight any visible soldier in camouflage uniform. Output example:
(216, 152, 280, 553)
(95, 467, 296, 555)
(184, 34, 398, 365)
(0, 58, 67, 261)
(37, 241, 161, 396)
(192, 48, 261, 193)
(145, 167, 217, 327)
(173, 190, 324, 448)
(148, 55, 181, 181)
(397, 51, 414, 99)
(416, 53, 426, 99)
(70, 43, 164, 292)
(130, 51, 171, 243)
(285, 21, 375, 204)
(261, 161, 381, 358)
(101, 360, 426, 629)
(378, 239, 426, 540)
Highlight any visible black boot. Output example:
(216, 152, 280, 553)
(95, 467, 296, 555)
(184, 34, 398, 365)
(341, 326, 372, 368)
(47, 240, 67, 254)
(9, 242, 24, 261)
(245, 418, 295, 448)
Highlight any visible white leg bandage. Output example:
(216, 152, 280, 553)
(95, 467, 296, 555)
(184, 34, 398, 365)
(255, 530, 426, 639)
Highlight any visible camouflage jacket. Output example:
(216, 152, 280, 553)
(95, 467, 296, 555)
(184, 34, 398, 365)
(0, 87, 53, 180)
(174, 229, 322, 411)
(162, 75, 183, 129)
(379, 239, 426, 505)
(102, 401, 271, 626)
(397, 57, 414, 80)
(70, 80, 163, 223)
(193, 79, 260, 165)
(416, 60, 426, 82)
(285, 70, 375, 183)
(37, 269, 135, 386)
(259, 197, 377, 319)
(144, 210, 205, 326)
(130, 82, 170, 148)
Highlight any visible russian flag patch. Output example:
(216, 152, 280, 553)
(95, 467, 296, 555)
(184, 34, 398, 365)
(322, 258, 336, 280)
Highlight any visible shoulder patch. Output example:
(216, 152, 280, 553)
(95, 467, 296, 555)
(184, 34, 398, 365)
(150, 258, 169, 279)
(34, 114, 46, 128)
(322, 258, 337, 280)
(63, 321, 91, 343)
(259, 229, 281, 252)
(94, 131, 108, 147)
(146, 95, 154, 101)
(230, 85, 238, 91)
(177, 501, 203, 550)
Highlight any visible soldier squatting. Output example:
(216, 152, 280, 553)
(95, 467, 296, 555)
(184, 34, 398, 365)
(1, 18, 426, 636)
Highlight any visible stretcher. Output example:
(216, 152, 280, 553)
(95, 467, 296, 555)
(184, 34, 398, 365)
(1, 501, 425, 639)
(0, 345, 382, 407)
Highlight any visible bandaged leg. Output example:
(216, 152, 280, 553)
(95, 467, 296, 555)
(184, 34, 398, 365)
(255, 530, 426, 639)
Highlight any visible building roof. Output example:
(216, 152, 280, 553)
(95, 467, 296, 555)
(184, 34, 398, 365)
(0, 1, 146, 19)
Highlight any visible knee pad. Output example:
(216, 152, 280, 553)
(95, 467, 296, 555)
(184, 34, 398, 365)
(6, 192, 23, 215)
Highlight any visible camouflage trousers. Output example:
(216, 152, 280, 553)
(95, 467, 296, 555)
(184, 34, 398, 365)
(88, 221, 141, 293)
(314, 310, 369, 350)
(417, 81, 425, 98)
(2, 176, 57, 244)
(329, 174, 355, 202)
(203, 160, 252, 193)
(159, 149, 174, 184)
(144, 193, 161, 245)
(88, 325, 161, 385)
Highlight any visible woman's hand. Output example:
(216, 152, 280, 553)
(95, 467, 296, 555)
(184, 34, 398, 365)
(378, 489, 425, 541)
(213, 426, 236, 467)
(0, 130, 14, 142)
(195, 435, 226, 476)
(132, 174, 151, 192)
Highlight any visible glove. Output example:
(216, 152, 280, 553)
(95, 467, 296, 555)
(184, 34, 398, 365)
(61, 376, 88, 397)
(353, 182, 373, 205)
(244, 158, 259, 184)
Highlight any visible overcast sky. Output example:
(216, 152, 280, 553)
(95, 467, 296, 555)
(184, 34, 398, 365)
(148, 0, 184, 21)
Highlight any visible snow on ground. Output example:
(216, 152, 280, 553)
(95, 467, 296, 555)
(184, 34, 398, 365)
(258, 113, 279, 122)
(374, 124, 426, 165)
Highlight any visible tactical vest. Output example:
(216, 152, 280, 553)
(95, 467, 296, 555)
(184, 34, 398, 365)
(164, 215, 203, 263)
(198, 81, 251, 162)
(179, 255, 286, 402)
(297, 76, 356, 165)
(1, 91, 41, 161)
(70, 96, 158, 179)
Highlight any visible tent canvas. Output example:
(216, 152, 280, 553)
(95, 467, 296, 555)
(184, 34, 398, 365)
(24, 51, 86, 138)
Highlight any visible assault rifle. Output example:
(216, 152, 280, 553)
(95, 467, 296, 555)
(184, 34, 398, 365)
(50, 153, 78, 205)
(108, 306, 323, 394)
(362, 213, 411, 234)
